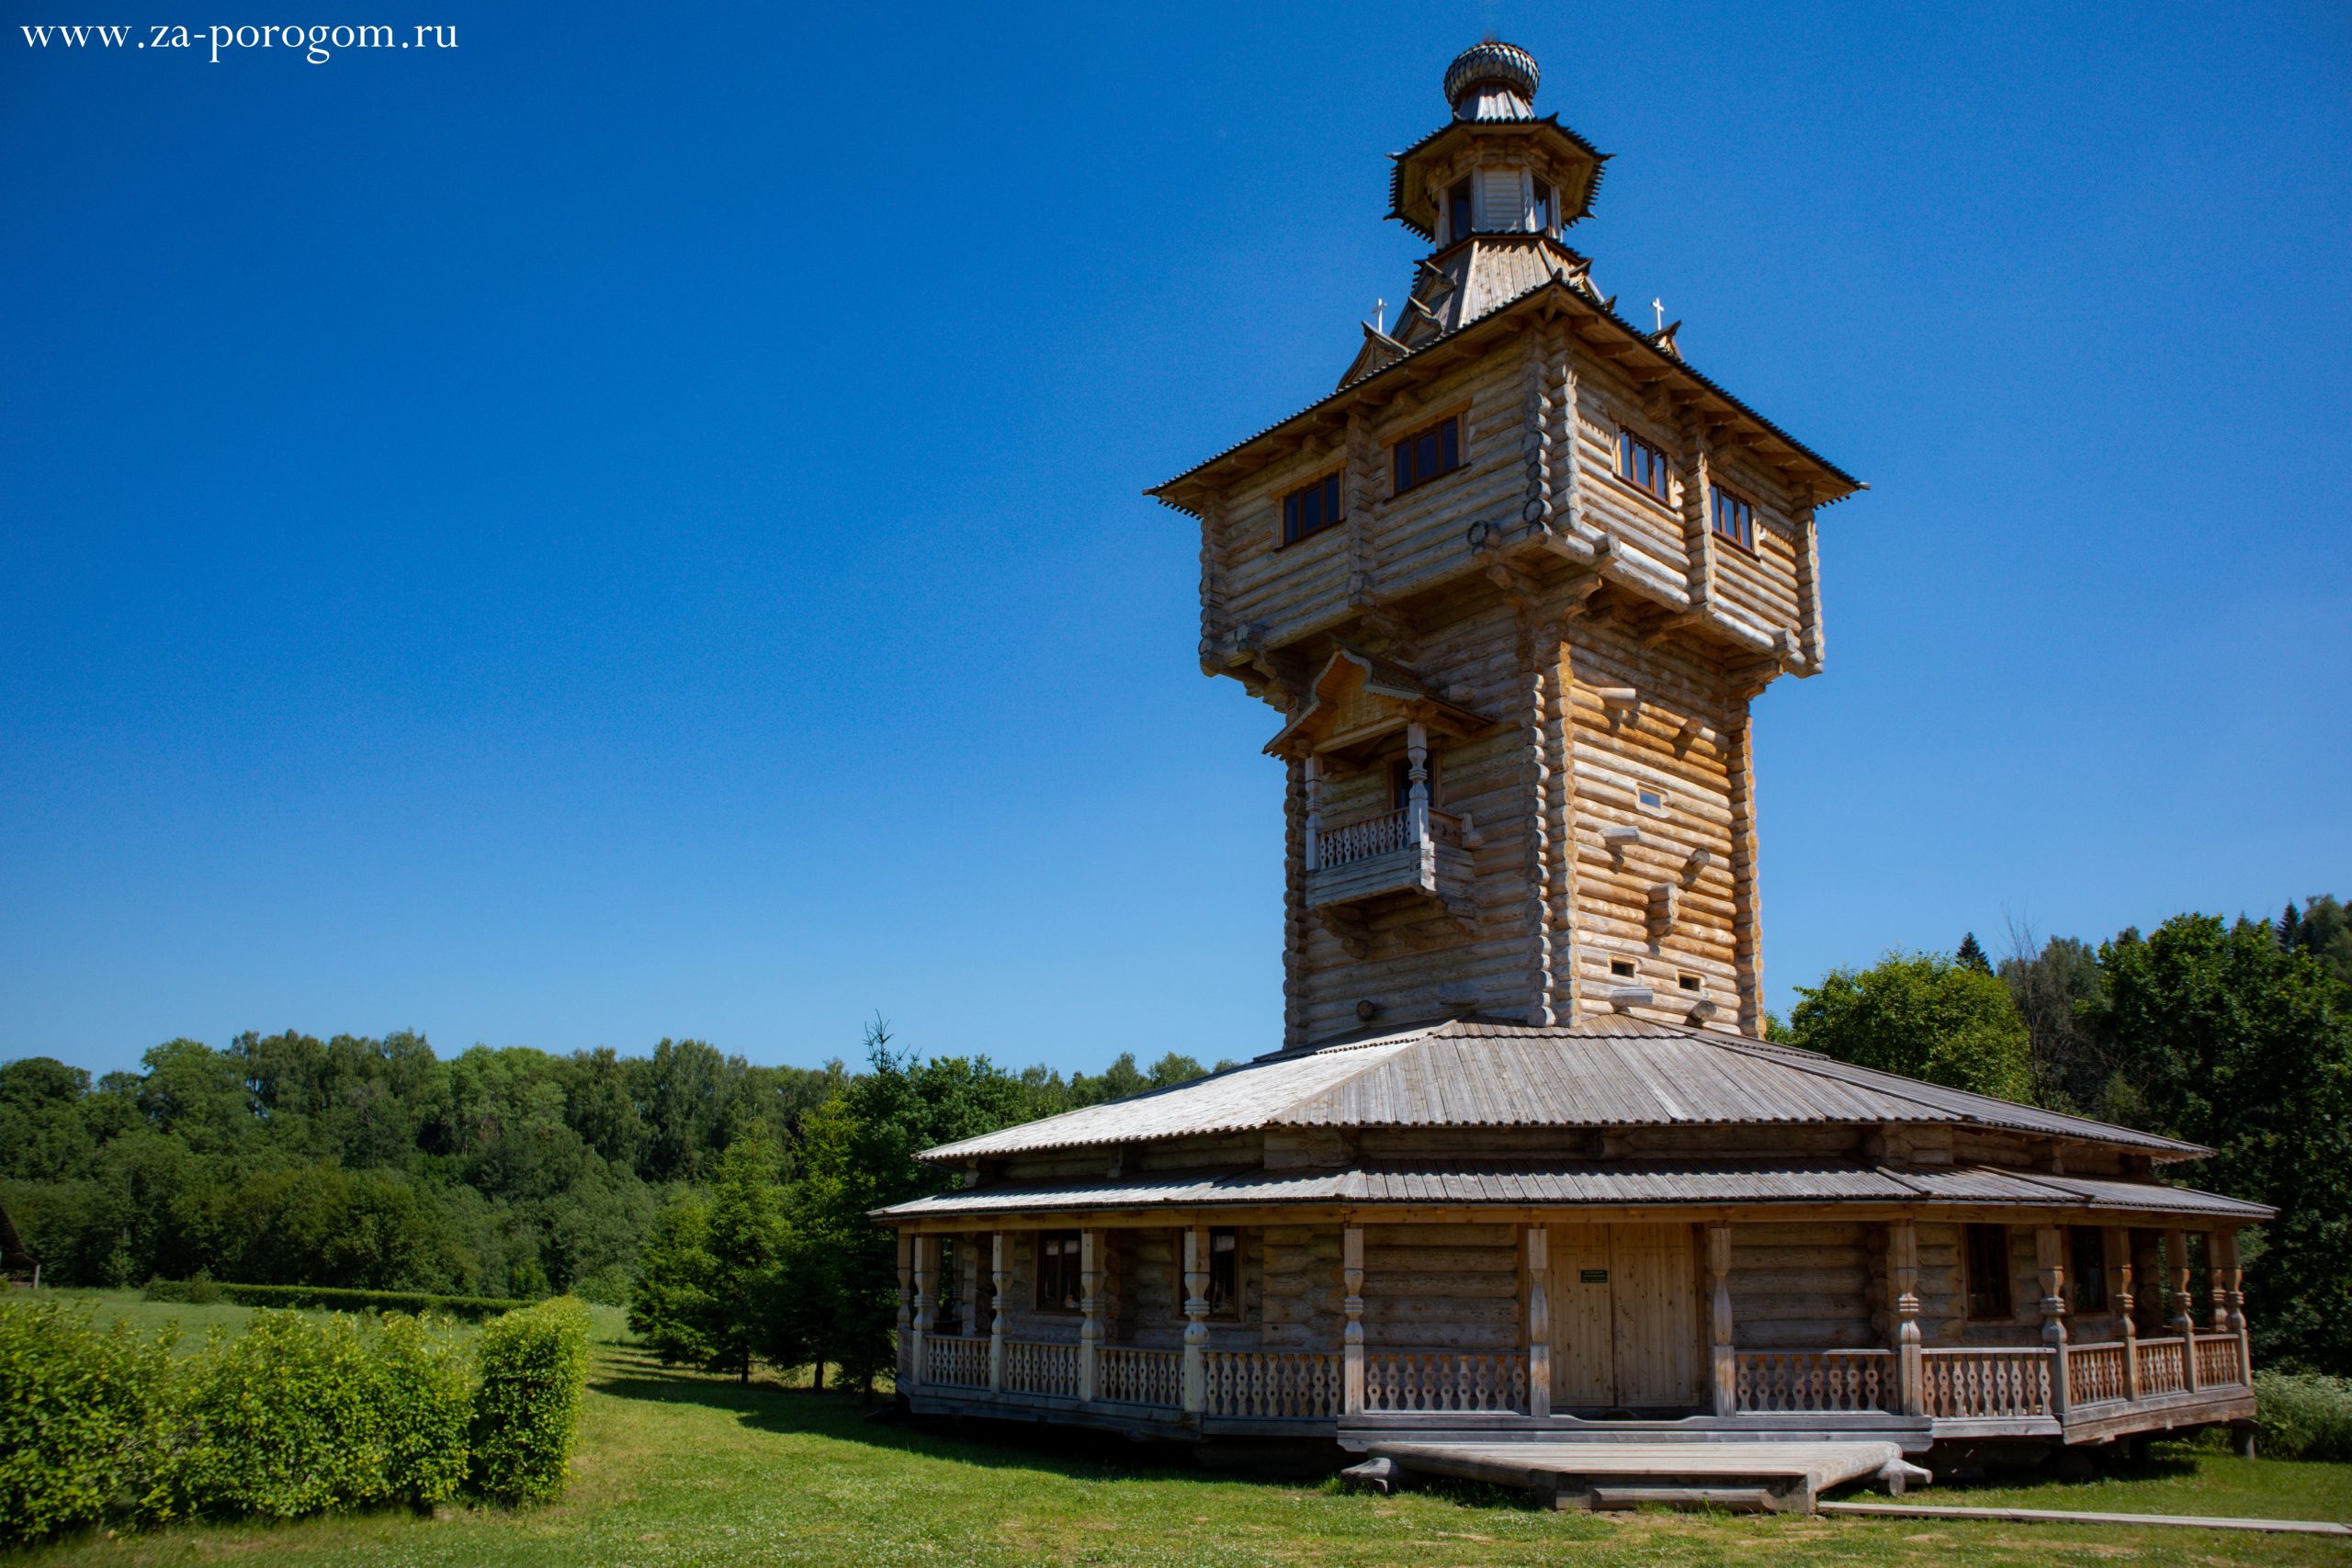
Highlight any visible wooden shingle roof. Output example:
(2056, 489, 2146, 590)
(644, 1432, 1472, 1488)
(917, 1018, 2206, 1164)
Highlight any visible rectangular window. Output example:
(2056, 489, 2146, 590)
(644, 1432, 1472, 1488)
(1178, 1227, 1241, 1321)
(1610, 958, 1636, 978)
(1636, 786, 1668, 814)
(1535, 180, 1557, 233)
(1282, 471, 1343, 546)
(1447, 177, 1473, 243)
(1679, 972, 1702, 992)
(2070, 1226, 2109, 1314)
(1035, 1230, 1082, 1314)
(1392, 416, 1462, 495)
(1711, 485, 1756, 550)
(1965, 1224, 2013, 1319)
(1616, 429, 1671, 502)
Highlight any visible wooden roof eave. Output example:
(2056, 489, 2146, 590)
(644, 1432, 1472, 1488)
(1385, 116, 1611, 240)
(1148, 278, 1864, 520)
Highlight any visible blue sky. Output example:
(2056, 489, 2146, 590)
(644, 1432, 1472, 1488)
(5, 2, 2346, 1078)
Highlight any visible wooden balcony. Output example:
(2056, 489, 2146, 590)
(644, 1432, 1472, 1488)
(1305, 806, 1472, 912)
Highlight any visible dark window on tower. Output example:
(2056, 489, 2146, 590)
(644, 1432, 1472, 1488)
(1711, 485, 1756, 551)
(1393, 416, 1462, 494)
(2070, 1226, 2109, 1314)
(1610, 958, 1636, 978)
(1617, 429, 1671, 502)
(1035, 1230, 1082, 1314)
(1282, 471, 1343, 546)
(1447, 177, 1473, 242)
(1965, 1224, 2013, 1319)
(1536, 180, 1557, 233)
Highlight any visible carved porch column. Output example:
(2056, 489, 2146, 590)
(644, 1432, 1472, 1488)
(1405, 720, 1432, 884)
(1303, 754, 1323, 874)
(1708, 1224, 1736, 1416)
(1342, 1224, 1366, 1416)
(2036, 1224, 2070, 1420)
(1182, 1223, 1211, 1416)
(2216, 1229, 2251, 1384)
(2112, 1229, 2140, 1402)
(896, 1232, 915, 1387)
(963, 1230, 984, 1337)
(1526, 1224, 1551, 1418)
(910, 1234, 935, 1390)
(2167, 1229, 2199, 1393)
(989, 1231, 1007, 1393)
(1891, 1220, 1923, 1416)
(1079, 1228, 1102, 1404)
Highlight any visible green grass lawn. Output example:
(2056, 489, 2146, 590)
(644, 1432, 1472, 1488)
(20, 1293, 2351, 1567)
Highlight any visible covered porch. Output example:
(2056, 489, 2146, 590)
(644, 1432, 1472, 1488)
(892, 1213, 2258, 1452)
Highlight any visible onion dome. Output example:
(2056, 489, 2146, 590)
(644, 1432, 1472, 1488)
(1444, 39, 1540, 121)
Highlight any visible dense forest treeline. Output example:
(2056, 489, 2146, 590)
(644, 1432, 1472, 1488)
(0, 1028, 1227, 1303)
(4, 897, 2348, 1373)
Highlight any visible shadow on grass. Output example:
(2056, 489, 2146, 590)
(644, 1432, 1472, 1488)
(591, 1354, 1336, 1491)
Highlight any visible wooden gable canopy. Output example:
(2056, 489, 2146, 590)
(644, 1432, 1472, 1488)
(1263, 647, 1489, 762)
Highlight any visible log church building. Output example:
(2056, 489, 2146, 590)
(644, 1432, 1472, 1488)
(877, 40, 2264, 1494)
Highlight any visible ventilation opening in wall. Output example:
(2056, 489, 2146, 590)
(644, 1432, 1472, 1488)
(1637, 787, 1668, 815)
(1679, 973, 1702, 992)
(1610, 959, 1636, 978)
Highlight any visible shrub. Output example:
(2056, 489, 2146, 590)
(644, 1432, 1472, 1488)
(469, 1295, 594, 1505)
(0, 1300, 174, 1546)
(570, 1262, 632, 1307)
(2254, 1370, 2352, 1461)
(143, 1271, 221, 1304)
(209, 1282, 520, 1320)
(149, 1309, 470, 1521)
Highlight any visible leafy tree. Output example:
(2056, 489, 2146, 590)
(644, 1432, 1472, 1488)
(2086, 915, 2352, 1372)
(627, 1190, 717, 1369)
(698, 1128, 793, 1382)
(1784, 951, 2034, 1102)
(1996, 930, 2108, 1113)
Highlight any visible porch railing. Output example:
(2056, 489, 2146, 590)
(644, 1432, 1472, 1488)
(2137, 1336, 2188, 1397)
(1203, 1349, 1343, 1419)
(1920, 1346, 2052, 1419)
(1098, 1346, 1182, 1408)
(2194, 1333, 2245, 1388)
(1362, 1349, 1529, 1415)
(2068, 1341, 2129, 1406)
(1003, 1339, 1078, 1398)
(1733, 1348, 1893, 1414)
(923, 1336, 989, 1390)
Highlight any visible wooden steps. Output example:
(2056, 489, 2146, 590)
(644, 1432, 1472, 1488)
(1351, 1438, 1922, 1513)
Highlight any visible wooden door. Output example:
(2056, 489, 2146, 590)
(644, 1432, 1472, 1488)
(1548, 1224, 1614, 1405)
(1549, 1223, 1700, 1409)
(1609, 1224, 1700, 1406)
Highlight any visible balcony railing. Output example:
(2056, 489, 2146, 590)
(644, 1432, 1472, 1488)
(1920, 1347, 2053, 1419)
(1310, 807, 1463, 872)
(1734, 1348, 1893, 1414)
(1363, 1348, 1529, 1414)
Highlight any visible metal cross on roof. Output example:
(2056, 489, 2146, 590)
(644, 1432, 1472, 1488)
(1652, 297, 1665, 332)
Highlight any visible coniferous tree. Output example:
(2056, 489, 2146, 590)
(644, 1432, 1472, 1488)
(1955, 931, 1993, 974)
(698, 1126, 793, 1383)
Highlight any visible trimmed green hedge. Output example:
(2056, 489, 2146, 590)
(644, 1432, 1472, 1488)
(469, 1296, 594, 1504)
(150, 1309, 472, 1522)
(1, 1294, 596, 1547)
(143, 1279, 524, 1321)
(0, 1300, 174, 1542)
(2254, 1370, 2352, 1461)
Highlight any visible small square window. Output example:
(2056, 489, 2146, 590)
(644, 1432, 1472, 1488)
(1392, 416, 1463, 495)
(1282, 471, 1343, 547)
(1610, 958, 1636, 978)
(1711, 485, 1756, 550)
(1617, 430, 1672, 502)
(1637, 787, 1668, 814)
(1679, 973, 1702, 992)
